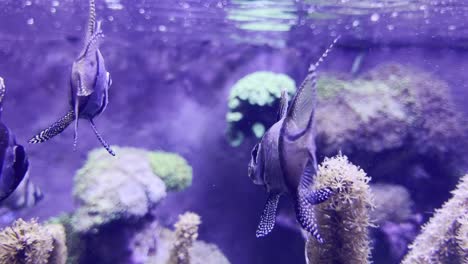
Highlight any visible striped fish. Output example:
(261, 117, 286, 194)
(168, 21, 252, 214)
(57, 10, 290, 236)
(248, 37, 340, 242)
(29, 0, 115, 156)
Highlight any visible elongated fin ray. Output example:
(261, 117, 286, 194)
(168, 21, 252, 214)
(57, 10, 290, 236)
(29, 110, 75, 144)
(296, 193, 323, 243)
(89, 119, 115, 156)
(256, 193, 281, 237)
(86, 0, 96, 42)
(286, 36, 340, 138)
(277, 90, 289, 121)
(306, 187, 334, 205)
(313, 35, 340, 69)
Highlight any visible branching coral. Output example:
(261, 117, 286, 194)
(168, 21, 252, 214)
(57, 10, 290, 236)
(168, 212, 201, 264)
(148, 151, 193, 191)
(72, 147, 167, 233)
(306, 154, 374, 264)
(0, 218, 54, 264)
(226, 71, 296, 146)
(401, 174, 468, 264)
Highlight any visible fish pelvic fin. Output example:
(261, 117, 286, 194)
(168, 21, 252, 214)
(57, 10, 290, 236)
(305, 187, 335, 205)
(29, 110, 75, 144)
(256, 193, 281, 238)
(296, 192, 324, 243)
(312, 35, 341, 69)
(89, 119, 115, 156)
(0, 77, 5, 110)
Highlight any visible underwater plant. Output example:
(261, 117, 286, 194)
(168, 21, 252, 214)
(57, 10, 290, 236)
(306, 154, 374, 264)
(226, 71, 296, 146)
(71, 147, 167, 233)
(401, 174, 468, 263)
(168, 212, 201, 264)
(44, 223, 68, 264)
(0, 218, 54, 264)
(149, 151, 193, 191)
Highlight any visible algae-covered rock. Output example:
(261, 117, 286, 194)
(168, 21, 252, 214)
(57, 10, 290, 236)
(71, 147, 167, 233)
(370, 183, 413, 224)
(226, 71, 296, 146)
(44, 223, 68, 264)
(315, 63, 464, 158)
(149, 152, 193, 191)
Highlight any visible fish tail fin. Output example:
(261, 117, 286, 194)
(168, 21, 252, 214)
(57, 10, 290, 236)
(256, 193, 281, 238)
(296, 193, 324, 243)
(311, 35, 341, 71)
(29, 110, 75, 144)
(89, 119, 115, 156)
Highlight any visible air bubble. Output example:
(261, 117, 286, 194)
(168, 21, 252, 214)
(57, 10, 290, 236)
(370, 13, 380, 22)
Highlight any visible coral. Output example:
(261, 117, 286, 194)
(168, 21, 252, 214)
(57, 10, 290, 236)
(401, 174, 468, 264)
(44, 223, 68, 264)
(71, 147, 167, 233)
(306, 154, 374, 264)
(168, 212, 201, 264)
(148, 152, 193, 191)
(370, 183, 413, 224)
(226, 71, 296, 146)
(315, 63, 465, 158)
(0, 218, 54, 264)
(151, 228, 230, 264)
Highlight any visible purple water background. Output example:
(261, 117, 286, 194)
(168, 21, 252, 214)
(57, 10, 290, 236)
(0, 1, 468, 263)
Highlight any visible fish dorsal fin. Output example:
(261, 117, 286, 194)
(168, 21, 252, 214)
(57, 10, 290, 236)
(285, 36, 340, 138)
(277, 90, 289, 121)
(76, 24, 104, 63)
(85, 0, 96, 42)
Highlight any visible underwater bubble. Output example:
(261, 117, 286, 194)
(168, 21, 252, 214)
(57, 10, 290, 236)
(138, 8, 145, 14)
(50, 7, 56, 14)
(352, 20, 360, 27)
(391, 11, 398, 18)
(105, 0, 124, 10)
(448, 25, 456, 31)
(159, 25, 167, 32)
(370, 13, 380, 22)
(26, 18, 34, 25)
(108, 16, 114, 22)
(387, 25, 395, 31)
(25, 0, 32, 6)
(51, 0, 59, 7)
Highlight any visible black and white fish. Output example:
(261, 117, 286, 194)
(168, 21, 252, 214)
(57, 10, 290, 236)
(248, 37, 340, 242)
(0, 77, 42, 206)
(29, 0, 115, 156)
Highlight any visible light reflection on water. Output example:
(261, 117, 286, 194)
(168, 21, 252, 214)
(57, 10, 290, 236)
(0, 0, 467, 48)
